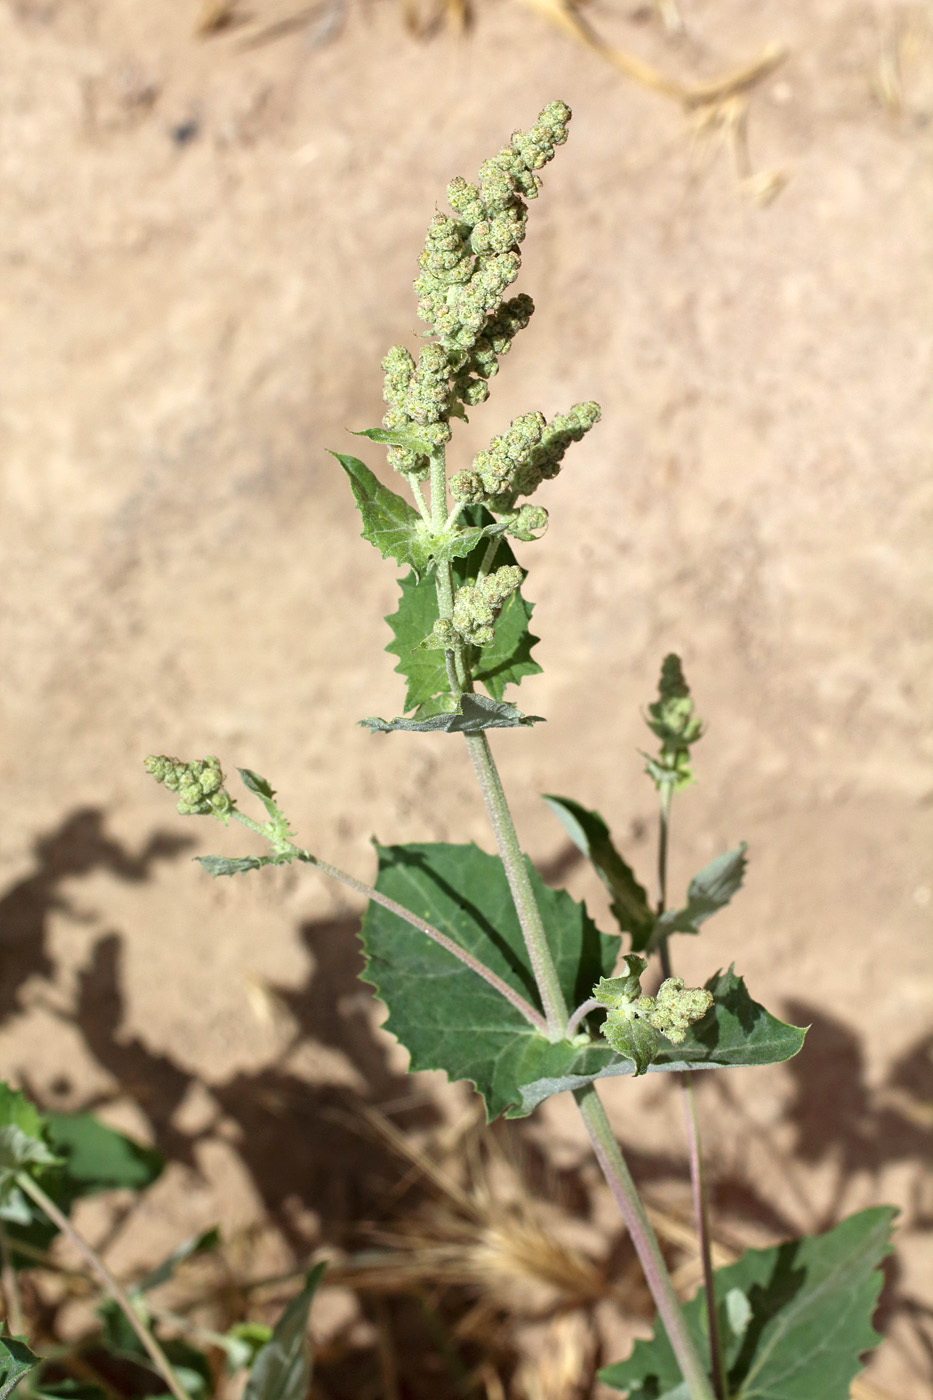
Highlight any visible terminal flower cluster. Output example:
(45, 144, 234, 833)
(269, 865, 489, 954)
(379, 101, 574, 480)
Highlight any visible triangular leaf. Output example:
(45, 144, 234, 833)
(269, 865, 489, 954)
(332, 452, 427, 572)
(513, 968, 806, 1114)
(600, 1208, 896, 1399)
(243, 1263, 326, 1400)
(352, 426, 433, 452)
(652, 845, 748, 945)
(0, 1334, 40, 1400)
(361, 694, 543, 733)
(543, 795, 654, 947)
(359, 843, 618, 1120)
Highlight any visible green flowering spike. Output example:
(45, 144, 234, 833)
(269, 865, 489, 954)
(592, 955, 712, 1074)
(144, 754, 233, 820)
(643, 653, 705, 790)
(413, 103, 570, 351)
(428, 564, 523, 648)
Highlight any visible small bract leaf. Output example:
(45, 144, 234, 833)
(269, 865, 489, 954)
(196, 854, 274, 878)
(543, 795, 654, 947)
(651, 844, 748, 946)
(600, 1207, 896, 1400)
(0, 1084, 60, 1195)
(134, 1227, 221, 1294)
(360, 694, 543, 734)
(238, 769, 276, 802)
(243, 1263, 326, 1400)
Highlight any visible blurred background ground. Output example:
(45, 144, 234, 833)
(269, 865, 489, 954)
(1, 0, 931, 1395)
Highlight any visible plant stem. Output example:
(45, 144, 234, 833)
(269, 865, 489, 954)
(683, 1078, 728, 1400)
(566, 997, 600, 1038)
(462, 731, 568, 1039)
(0, 1228, 24, 1336)
(655, 781, 726, 1399)
(574, 1085, 716, 1400)
(16, 1174, 190, 1400)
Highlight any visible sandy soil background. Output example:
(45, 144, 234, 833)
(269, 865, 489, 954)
(1, 0, 931, 1395)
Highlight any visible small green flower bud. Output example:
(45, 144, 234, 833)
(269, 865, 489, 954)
(449, 469, 488, 505)
(506, 504, 549, 541)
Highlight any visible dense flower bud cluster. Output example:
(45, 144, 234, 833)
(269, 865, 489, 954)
(379, 104, 577, 479)
(380, 343, 453, 478)
(413, 101, 570, 357)
(450, 401, 600, 512)
(648, 977, 714, 1045)
(429, 564, 524, 648)
(144, 754, 232, 818)
(593, 960, 713, 1067)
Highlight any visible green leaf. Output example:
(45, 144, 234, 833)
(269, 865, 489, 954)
(0, 1085, 60, 1196)
(196, 854, 274, 878)
(243, 1263, 326, 1400)
(600, 1207, 896, 1399)
(352, 426, 433, 452)
(651, 845, 748, 946)
(44, 1113, 163, 1195)
(359, 842, 618, 1120)
(386, 521, 540, 711)
(333, 452, 426, 572)
(543, 796, 654, 948)
(513, 967, 806, 1114)
(0, 1334, 40, 1400)
(360, 694, 544, 733)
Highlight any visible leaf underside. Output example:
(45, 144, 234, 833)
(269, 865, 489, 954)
(600, 1207, 896, 1400)
(361, 694, 543, 733)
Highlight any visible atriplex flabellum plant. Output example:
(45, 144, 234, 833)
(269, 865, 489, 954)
(145, 103, 894, 1400)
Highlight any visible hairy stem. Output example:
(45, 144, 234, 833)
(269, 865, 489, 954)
(410, 477, 430, 521)
(574, 1085, 716, 1400)
(656, 780, 726, 1399)
(463, 731, 568, 1039)
(566, 997, 600, 1038)
(16, 1174, 190, 1400)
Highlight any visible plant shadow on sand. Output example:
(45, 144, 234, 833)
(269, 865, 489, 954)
(4, 810, 931, 1394)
